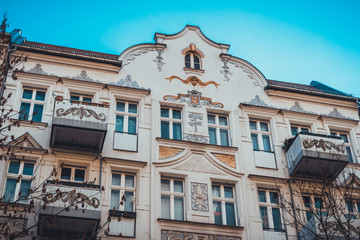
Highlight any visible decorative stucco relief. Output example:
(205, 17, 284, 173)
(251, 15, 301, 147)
(302, 138, 345, 153)
(122, 49, 154, 66)
(109, 75, 150, 90)
(191, 183, 209, 212)
(188, 113, 203, 132)
(184, 134, 209, 143)
(44, 190, 100, 208)
(174, 155, 224, 175)
(56, 106, 107, 122)
(287, 102, 315, 114)
(245, 95, 274, 108)
(220, 59, 232, 82)
(159, 146, 184, 160)
(27, 63, 51, 75)
(153, 49, 166, 72)
(164, 90, 224, 108)
(63, 70, 102, 83)
(228, 61, 262, 88)
(213, 153, 236, 168)
(161, 230, 241, 240)
(166, 75, 219, 88)
(326, 108, 353, 119)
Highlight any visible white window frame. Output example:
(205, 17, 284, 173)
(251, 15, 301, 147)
(330, 130, 355, 163)
(115, 101, 138, 134)
(160, 107, 182, 140)
(160, 177, 185, 220)
(70, 93, 93, 102)
(258, 189, 283, 232)
(208, 113, 230, 146)
(250, 120, 273, 152)
(3, 161, 34, 204)
(110, 172, 136, 212)
(212, 183, 237, 226)
(185, 52, 202, 70)
(19, 88, 46, 121)
(60, 165, 86, 183)
(290, 124, 310, 136)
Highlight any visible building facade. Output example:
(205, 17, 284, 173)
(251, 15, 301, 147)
(0, 25, 359, 240)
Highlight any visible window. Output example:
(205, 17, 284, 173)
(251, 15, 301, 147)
(185, 53, 201, 70)
(208, 114, 230, 146)
(291, 125, 310, 136)
(160, 178, 184, 220)
(70, 93, 92, 102)
(346, 200, 360, 219)
(60, 165, 86, 182)
(330, 131, 354, 163)
(3, 161, 34, 203)
(161, 107, 182, 140)
(212, 184, 236, 226)
(302, 196, 327, 221)
(110, 172, 135, 212)
(115, 101, 138, 134)
(19, 88, 46, 122)
(250, 120, 272, 152)
(258, 190, 283, 232)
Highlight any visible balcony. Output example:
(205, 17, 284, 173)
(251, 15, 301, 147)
(38, 181, 102, 239)
(285, 132, 348, 179)
(50, 98, 108, 153)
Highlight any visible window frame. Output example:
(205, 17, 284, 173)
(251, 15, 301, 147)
(19, 88, 46, 122)
(258, 189, 284, 232)
(290, 124, 311, 136)
(212, 183, 237, 226)
(302, 195, 328, 222)
(207, 113, 230, 146)
(70, 93, 93, 102)
(110, 172, 136, 212)
(3, 160, 35, 204)
(115, 100, 138, 134)
(160, 107, 183, 140)
(60, 165, 86, 183)
(184, 52, 202, 70)
(250, 120, 273, 152)
(330, 130, 355, 163)
(160, 177, 185, 221)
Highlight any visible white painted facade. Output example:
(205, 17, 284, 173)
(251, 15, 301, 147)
(0, 25, 359, 240)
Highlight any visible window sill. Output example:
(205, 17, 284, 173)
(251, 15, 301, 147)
(158, 218, 244, 230)
(10, 118, 48, 128)
(47, 180, 100, 189)
(183, 67, 205, 75)
(109, 210, 136, 218)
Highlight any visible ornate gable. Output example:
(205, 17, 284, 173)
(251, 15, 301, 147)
(7, 132, 43, 149)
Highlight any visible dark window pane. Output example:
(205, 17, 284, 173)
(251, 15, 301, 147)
(19, 102, 30, 120)
(115, 115, 124, 132)
(112, 174, 121, 186)
(161, 195, 170, 219)
(174, 197, 184, 220)
(23, 163, 34, 176)
(219, 117, 227, 126)
(291, 127, 298, 136)
(128, 104, 137, 113)
(225, 202, 236, 226)
(224, 187, 233, 198)
(60, 167, 71, 180)
(185, 54, 191, 68)
(220, 129, 229, 146)
(32, 104, 44, 122)
(306, 211, 313, 222)
(213, 201, 222, 225)
(212, 185, 220, 197)
(346, 201, 354, 212)
(125, 175, 134, 187)
(315, 198, 323, 209)
(301, 128, 309, 133)
(272, 208, 282, 231)
(110, 190, 120, 210)
(250, 121, 257, 130)
(70, 95, 80, 101)
(19, 180, 31, 203)
(161, 108, 169, 118)
(173, 122, 182, 140)
(260, 206, 269, 229)
(251, 133, 259, 150)
(22, 89, 33, 99)
(35, 91, 46, 101)
(258, 190, 266, 202)
(161, 179, 170, 191)
(346, 146, 353, 163)
(174, 181, 183, 193)
(4, 178, 17, 202)
(208, 115, 216, 124)
(303, 196, 311, 208)
(262, 135, 271, 152)
(172, 110, 181, 119)
(128, 117, 137, 134)
(209, 127, 217, 145)
(340, 134, 349, 143)
(270, 192, 279, 204)
(260, 122, 269, 132)
(124, 191, 134, 212)
(193, 55, 200, 70)
(161, 121, 169, 139)
(116, 102, 125, 112)
(74, 169, 85, 182)
(8, 161, 20, 174)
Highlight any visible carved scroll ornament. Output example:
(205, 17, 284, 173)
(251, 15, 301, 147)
(56, 106, 106, 122)
(166, 75, 220, 88)
(302, 138, 345, 153)
(164, 90, 224, 108)
(43, 189, 100, 208)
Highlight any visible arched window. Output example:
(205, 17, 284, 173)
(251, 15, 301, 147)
(184, 53, 201, 70)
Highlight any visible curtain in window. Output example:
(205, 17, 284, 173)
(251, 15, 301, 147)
(161, 195, 170, 219)
(128, 117, 137, 134)
(209, 128, 217, 145)
(225, 202, 235, 226)
(18, 180, 31, 203)
(4, 178, 17, 202)
(262, 135, 271, 152)
(220, 129, 229, 146)
(32, 104, 44, 122)
(110, 190, 120, 210)
(161, 121, 169, 139)
(272, 207, 282, 231)
(213, 201, 222, 225)
(260, 206, 269, 229)
(174, 197, 184, 220)
(173, 123, 182, 140)
(116, 115, 124, 132)
(124, 191, 134, 212)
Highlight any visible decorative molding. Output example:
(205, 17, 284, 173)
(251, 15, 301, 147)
(302, 138, 345, 153)
(188, 113, 203, 132)
(326, 108, 351, 119)
(7, 132, 43, 149)
(159, 146, 184, 160)
(73, 70, 95, 82)
(161, 230, 241, 240)
(166, 75, 219, 88)
(228, 61, 262, 88)
(213, 153, 236, 168)
(27, 63, 48, 75)
(191, 183, 209, 212)
(164, 90, 224, 108)
(184, 134, 209, 144)
(109, 75, 150, 90)
(220, 59, 232, 81)
(288, 102, 315, 114)
(153, 49, 166, 72)
(245, 95, 273, 108)
(56, 106, 106, 122)
(184, 67, 204, 76)
(44, 189, 100, 208)
(122, 49, 154, 66)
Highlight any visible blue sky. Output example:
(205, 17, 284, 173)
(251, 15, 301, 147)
(3, 0, 360, 97)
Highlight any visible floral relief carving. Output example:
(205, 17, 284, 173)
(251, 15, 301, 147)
(56, 106, 106, 122)
(43, 189, 100, 208)
(184, 134, 209, 144)
(154, 49, 166, 72)
(288, 102, 316, 114)
(27, 63, 48, 75)
(326, 108, 352, 119)
(245, 95, 273, 108)
(220, 59, 232, 81)
(302, 138, 345, 153)
(164, 90, 224, 108)
(188, 113, 203, 132)
(191, 183, 209, 212)
(122, 49, 154, 66)
(109, 74, 150, 90)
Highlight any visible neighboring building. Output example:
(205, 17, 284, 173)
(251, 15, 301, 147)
(0, 25, 359, 240)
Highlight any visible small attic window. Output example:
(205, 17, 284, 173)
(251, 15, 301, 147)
(183, 44, 204, 70)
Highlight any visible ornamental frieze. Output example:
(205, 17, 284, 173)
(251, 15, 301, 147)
(302, 138, 345, 153)
(161, 230, 241, 240)
(184, 134, 209, 143)
(164, 90, 224, 108)
(56, 106, 106, 122)
(43, 189, 100, 208)
(191, 183, 209, 212)
(166, 75, 219, 88)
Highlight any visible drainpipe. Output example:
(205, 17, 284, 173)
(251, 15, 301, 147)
(98, 154, 103, 188)
(288, 180, 301, 240)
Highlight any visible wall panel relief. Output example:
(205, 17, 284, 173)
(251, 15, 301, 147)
(164, 90, 224, 108)
(191, 183, 209, 212)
